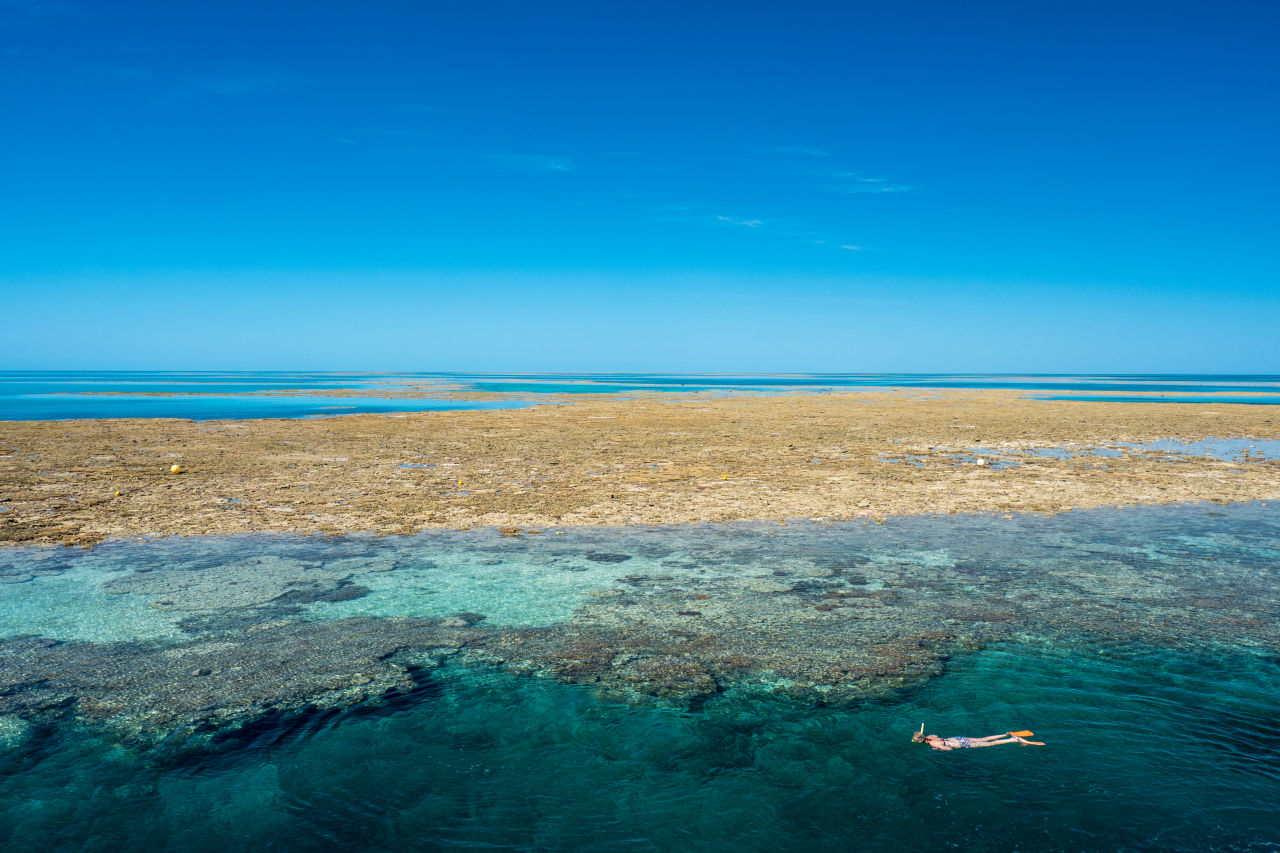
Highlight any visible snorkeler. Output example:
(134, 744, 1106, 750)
(911, 725, 1045, 750)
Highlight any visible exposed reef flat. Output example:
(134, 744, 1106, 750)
(1, 389, 1278, 546)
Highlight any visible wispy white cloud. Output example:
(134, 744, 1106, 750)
(650, 204, 762, 230)
(363, 128, 445, 141)
(654, 202, 867, 252)
(81, 62, 297, 107)
(0, 0, 79, 15)
(103, 67, 154, 82)
(716, 214, 764, 228)
(746, 146, 913, 196)
(826, 170, 913, 194)
(485, 153, 575, 173)
(198, 71, 295, 96)
(333, 127, 448, 156)
(762, 145, 831, 158)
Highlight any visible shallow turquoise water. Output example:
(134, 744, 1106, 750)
(0, 393, 533, 421)
(5, 371, 1280, 419)
(2, 505, 1279, 850)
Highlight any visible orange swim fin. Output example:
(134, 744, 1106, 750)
(1009, 730, 1034, 738)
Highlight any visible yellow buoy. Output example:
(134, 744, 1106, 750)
(170, 464, 183, 474)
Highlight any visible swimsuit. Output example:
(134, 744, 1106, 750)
(944, 737, 973, 749)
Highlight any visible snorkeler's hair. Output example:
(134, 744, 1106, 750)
(910, 732, 926, 743)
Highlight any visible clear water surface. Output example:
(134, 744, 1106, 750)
(4, 372, 1280, 420)
(2, 503, 1279, 851)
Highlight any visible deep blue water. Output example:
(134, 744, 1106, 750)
(2, 504, 1279, 851)
(3, 372, 1280, 420)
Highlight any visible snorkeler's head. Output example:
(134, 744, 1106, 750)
(910, 732, 926, 743)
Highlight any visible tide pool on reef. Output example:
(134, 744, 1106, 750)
(2, 504, 1279, 851)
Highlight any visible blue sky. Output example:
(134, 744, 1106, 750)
(2, 0, 1277, 371)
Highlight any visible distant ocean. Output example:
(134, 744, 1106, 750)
(2, 371, 1279, 420)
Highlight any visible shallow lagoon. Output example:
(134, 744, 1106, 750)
(5, 371, 1280, 420)
(0, 393, 533, 421)
(2, 504, 1279, 850)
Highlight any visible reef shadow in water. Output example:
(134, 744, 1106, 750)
(0, 618, 483, 760)
(167, 666, 447, 774)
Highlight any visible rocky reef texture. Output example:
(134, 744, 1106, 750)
(485, 523, 1280, 704)
(2, 389, 1278, 546)
(101, 553, 370, 610)
(0, 618, 483, 754)
(2, 506, 1277, 753)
